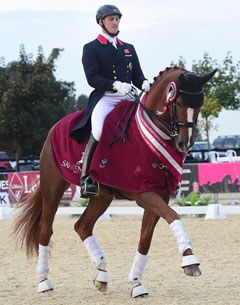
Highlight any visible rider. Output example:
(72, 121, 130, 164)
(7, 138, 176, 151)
(70, 4, 150, 197)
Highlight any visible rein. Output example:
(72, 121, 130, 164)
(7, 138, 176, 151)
(129, 88, 174, 137)
(110, 71, 203, 146)
(129, 83, 199, 138)
(128, 90, 178, 137)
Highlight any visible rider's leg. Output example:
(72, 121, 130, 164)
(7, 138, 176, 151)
(80, 96, 115, 197)
(80, 93, 133, 197)
(80, 134, 99, 196)
(80, 94, 120, 196)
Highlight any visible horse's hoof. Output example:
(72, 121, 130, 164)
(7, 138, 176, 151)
(181, 255, 201, 277)
(183, 264, 201, 277)
(37, 278, 53, 293)
(131, 283, 149, 298)
(93, 269, 109, 292)
(94, 281, 108, 292)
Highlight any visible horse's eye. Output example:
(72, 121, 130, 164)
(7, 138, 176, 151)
(176, 100, 182, 107)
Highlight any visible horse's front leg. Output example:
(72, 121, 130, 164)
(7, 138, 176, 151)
(128, 209, 160, 298)
(135, 192, 201, 277)
(74, 194, 113, 292)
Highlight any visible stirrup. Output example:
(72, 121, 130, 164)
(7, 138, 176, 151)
(80, 177, 99, 197)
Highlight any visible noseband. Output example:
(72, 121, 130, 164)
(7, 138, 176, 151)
(170, 85, 204, 136)
(170, 101, 197, 136)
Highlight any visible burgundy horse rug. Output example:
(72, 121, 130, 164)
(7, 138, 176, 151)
(51, 99, 185, 195)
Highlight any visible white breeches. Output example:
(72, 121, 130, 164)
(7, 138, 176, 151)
(91, 92, 134, 141)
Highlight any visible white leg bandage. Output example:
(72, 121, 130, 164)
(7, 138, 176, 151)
(83, 236, 106, 269)
(128, 251, 148, 282)
(170, 219, 193, 255)
(36, 244, 49, 282)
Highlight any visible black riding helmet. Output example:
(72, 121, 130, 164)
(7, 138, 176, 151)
(96, 5, 122, 23)
(96, 5, 122, 37)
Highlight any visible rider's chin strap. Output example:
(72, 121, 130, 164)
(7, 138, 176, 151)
(156, 81, 178, 115)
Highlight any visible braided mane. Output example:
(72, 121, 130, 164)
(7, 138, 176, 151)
(152, 66, 186, 83)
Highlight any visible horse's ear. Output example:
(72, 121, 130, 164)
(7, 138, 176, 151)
(199, 69, 217, 85)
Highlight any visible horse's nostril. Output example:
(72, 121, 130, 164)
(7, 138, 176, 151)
(178, 141, 187, 152)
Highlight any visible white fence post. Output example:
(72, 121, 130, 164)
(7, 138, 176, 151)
(205, 204, 226, 219)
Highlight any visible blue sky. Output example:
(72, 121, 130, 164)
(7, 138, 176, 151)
(1, 0, 240, 141)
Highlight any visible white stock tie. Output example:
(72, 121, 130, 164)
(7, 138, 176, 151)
(109, 38, 117, 49)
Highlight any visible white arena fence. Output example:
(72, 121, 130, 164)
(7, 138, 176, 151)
(55, 205, 240, 216)
(1, 204, 240, 220)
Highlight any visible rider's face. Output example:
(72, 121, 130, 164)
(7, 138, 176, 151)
(101, 15, 120, 35)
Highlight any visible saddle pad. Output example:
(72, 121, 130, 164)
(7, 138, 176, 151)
(51, 110, 88, 185)
(51, 102, 180, 194)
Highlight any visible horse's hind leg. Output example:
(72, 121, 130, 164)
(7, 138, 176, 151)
(128, 209, 160, 298)
(37, 136, 69, 293)
(74, 194, 113, 292)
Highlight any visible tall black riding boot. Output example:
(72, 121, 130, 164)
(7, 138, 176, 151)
(80, 134, 99, 197)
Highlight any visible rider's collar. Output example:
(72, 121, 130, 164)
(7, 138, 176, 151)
(101, 32, 117, 43)
(97, 34, 123, 45)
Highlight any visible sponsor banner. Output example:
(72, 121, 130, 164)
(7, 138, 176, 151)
(8, 171, 39, 203)
(0, 179, 9, 192)
(0, 179, 10, 206)
(1, 162, 240, 203)
(198, 163, 240, 193)
(179, 163, 199, 196)
(179, 162, 240, 195)
(0, 192, 10, 206)
(6, 171, 78, 203)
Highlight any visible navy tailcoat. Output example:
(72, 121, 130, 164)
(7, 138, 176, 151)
(70, 34, 146, 142)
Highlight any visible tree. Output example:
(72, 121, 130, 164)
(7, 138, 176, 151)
(197, 96, 221, 147)
(76, 94, 88, 110)
(192, 52, 240, 145)
(0, 45, 76, 163)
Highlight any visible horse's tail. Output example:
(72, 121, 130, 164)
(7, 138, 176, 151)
(13, 183, 42, 257)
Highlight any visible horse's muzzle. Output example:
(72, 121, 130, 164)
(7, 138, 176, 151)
(175, 136, 193, 153)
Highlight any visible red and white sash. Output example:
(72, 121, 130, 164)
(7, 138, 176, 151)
(135, 102, 185, 181)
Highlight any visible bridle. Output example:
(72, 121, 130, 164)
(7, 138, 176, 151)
(129, 80, 203, 138)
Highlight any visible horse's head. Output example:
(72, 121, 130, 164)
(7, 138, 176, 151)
(144, 67, 217, 153)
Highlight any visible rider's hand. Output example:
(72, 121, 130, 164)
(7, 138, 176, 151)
(142, 80, 150, 92)
(113, 81, 132, 95)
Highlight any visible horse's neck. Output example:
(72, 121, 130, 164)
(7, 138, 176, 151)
(144, 85, 171, 131)
(144, 88, 164, 112)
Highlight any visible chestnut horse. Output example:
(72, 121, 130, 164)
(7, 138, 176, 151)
(13, 67, 216, 298)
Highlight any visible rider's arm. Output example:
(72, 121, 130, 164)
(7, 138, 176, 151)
(82, 44, 115, 92)
(129, 45, 147, 90)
